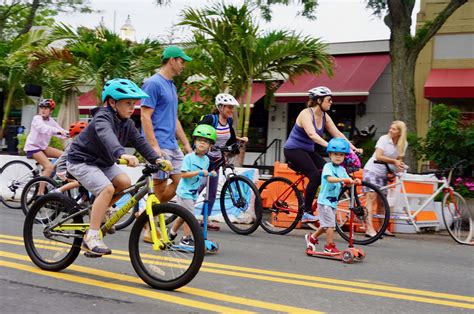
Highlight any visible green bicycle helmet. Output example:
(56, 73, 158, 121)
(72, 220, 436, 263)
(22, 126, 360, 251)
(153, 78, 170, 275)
(192, 124, 217, 144)
(101, 78, 149, 102)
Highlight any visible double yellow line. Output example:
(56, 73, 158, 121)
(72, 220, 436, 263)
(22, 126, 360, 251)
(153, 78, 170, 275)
(1, 233, 473, 311)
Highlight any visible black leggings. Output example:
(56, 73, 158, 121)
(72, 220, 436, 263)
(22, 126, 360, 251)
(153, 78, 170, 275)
(284, 148, 326, 213)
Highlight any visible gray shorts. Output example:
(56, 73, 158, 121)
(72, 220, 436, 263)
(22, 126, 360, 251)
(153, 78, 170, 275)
(176, 196, 195, 213)
(67, 162, 124, 196)
(362, 170, 388, 195)
(317, 203, 336, 228)
(153, 148, 184, 180)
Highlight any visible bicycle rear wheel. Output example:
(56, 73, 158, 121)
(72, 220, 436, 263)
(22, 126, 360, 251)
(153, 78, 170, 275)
(220, 175, 263, 235)
(21, 176, 59, 216)
(23, 193, 83, 271)
(1, 160, 35, 209)
(442, 191, 473, 245)
(258, 177, 303, 235)
(129, 203, 205, 290)
(335, 181, 389, 245)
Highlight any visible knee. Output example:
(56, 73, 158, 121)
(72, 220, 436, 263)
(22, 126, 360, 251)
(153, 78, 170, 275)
(100, 184, 115, 196)
(116, 177, 131, 190)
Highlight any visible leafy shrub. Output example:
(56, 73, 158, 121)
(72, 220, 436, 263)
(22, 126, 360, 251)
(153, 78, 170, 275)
(17, 133, 64, 155)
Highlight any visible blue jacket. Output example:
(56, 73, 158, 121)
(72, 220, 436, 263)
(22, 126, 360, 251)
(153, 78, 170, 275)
(68, 106, 159, 167)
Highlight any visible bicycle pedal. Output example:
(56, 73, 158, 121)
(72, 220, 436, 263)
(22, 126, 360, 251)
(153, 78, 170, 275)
(84, 251, 102, 258)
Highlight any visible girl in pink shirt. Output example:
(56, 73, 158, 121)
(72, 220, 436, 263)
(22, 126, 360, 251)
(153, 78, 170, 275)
(24, 99, 68, 179)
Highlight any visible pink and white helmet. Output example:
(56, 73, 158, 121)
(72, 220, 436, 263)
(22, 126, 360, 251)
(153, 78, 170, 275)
(215, 93, 240, 109)
(308, 86, 332, 99)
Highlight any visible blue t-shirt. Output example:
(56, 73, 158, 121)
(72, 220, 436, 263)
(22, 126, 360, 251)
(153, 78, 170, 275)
(176, 152, 210, 200)
(141, 73, 178, 149)
(317, 162, 350, 208)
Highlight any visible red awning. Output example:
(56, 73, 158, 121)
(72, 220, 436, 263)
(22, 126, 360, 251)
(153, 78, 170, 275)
(424, 69, 474, 99)
(78, 89, 141, 115)
(240, 82, 266, 105)
(275, 53, 390, 103)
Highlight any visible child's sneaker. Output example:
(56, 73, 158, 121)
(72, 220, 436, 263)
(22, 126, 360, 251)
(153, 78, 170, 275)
(82, 234, 112, 255)
(305, 233, 319, 251)
(179, 236, 195, 248)
(301, 212, 318, 223)
(167, 228, 177, 242)
(324, 243, 340, 254)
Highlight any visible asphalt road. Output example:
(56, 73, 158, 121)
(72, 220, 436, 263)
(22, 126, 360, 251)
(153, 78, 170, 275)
(1, 203, 473, 313)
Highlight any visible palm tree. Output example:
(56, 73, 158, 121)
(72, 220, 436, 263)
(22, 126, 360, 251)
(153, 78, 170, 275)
(0, 28, 48, 132)
(180, 3, 332, 160)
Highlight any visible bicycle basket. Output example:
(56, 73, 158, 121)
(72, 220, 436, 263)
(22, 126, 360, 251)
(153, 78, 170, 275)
(344, 150, 361, 173)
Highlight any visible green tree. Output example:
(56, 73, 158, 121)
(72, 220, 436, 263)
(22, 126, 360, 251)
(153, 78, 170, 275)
(0, 0, 93, 40)
(422, 104, 473, 169)
(180, 3, 332, 140)
(0, 28, 48, 131)
(256, 0, 468, 167)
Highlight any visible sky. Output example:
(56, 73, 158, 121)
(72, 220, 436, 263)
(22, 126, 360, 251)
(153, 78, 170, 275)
(55, 0, 421, 44)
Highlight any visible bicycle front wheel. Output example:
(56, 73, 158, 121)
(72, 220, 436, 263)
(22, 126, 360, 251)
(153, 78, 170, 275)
(442, 191, 473, 245)
(21, 176, 59, 216)
(258, 177, 303, 235)
(1, 160, 35, 209)
(335, 181, 390, 245)
(23, 193, 83, 271)
(220, 175, 263, 235)
(129, 203, 205, 290)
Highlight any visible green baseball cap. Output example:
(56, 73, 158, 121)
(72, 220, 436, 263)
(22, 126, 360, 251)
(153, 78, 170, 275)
(162, 45, 192, 61)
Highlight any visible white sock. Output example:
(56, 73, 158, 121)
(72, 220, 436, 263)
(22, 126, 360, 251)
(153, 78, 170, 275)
(87, 229, 99, 239)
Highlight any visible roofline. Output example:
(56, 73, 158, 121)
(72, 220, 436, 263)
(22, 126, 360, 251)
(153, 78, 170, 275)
(274, 91, 370, 97)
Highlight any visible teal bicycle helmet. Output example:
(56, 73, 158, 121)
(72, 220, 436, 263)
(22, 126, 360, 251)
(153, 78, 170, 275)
(327, 138, 350, 154)
(101, 78, 149, 102)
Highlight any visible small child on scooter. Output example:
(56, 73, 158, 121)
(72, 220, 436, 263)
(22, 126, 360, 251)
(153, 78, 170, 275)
(168, 124, 217, 248)
(305, 138, 361, 254)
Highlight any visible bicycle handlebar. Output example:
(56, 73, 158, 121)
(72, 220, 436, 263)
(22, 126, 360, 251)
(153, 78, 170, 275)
(116, 158, 173, 174)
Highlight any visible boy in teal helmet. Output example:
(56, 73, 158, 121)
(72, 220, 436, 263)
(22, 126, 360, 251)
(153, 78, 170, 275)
(67, 78, 169, 255)
(166, 124, 217, 247)
(305, 138, 361, 255)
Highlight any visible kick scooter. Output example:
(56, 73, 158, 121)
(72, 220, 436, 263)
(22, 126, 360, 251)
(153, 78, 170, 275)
(174, 172, 219, 254)
(306, 181, 365, 264)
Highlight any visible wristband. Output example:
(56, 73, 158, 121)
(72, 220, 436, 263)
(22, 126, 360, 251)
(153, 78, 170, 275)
(198, 170, 205, 177)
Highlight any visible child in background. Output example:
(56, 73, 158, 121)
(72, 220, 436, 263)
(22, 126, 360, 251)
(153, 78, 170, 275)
(166, 124, 217, 247)
(52, 121, 88, 195)
(24, 99, 68, 179)
(305, 138, 361, 254)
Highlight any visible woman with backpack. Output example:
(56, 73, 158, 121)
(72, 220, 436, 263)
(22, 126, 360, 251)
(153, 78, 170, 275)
(197, 93, 248, 230)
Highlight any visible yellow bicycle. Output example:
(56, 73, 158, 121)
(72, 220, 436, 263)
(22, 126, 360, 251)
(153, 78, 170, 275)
(23, 160, 205, 290)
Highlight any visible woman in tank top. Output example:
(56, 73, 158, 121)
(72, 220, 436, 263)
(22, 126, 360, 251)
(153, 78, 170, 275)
(284, 86, 362, 222)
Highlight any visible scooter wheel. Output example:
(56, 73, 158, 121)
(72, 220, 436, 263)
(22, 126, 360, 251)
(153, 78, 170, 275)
(342, 250, 354, 264)
(356, 249, 365, 261)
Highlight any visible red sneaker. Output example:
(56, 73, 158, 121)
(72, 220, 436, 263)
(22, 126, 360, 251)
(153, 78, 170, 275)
(324, 243, 340, 254)
(305, 233, 319, 251)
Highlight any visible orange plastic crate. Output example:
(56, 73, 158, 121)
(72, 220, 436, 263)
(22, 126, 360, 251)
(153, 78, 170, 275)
(403, 181, 435, 194)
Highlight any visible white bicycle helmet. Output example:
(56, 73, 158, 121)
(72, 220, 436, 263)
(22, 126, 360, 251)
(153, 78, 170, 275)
(215, 93, 240, 108)
(308, 86, 332, 99)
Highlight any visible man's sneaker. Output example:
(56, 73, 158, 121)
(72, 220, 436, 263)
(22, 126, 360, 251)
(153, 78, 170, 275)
(301, 212, 318, 223)
(305, 233, 319, 252)
(179, 236, 195, 248)
(82, 234, 112, 255)
(324, 243, 341, 255)
(103, 207, 116, 234)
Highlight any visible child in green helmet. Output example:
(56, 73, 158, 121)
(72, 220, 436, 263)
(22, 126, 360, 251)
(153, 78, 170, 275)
(167, 124, 217, 247)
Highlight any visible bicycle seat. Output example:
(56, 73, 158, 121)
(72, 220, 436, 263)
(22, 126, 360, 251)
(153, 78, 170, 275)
(287, 162, 303, 175)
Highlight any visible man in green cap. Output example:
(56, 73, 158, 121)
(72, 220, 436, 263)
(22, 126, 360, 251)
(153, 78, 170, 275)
(140, 46, 193, 241)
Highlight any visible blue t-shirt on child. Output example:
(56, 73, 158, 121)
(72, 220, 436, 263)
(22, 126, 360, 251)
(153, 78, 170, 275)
(141, 73, 178, 150)
(176, 152, 210, 200)
(317, 162, 350, 208)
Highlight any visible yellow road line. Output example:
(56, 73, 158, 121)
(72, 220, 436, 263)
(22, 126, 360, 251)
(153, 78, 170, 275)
(3, 234, 472, 304)
(0, 251, 321, 314)
(0, 259, 252, 314)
